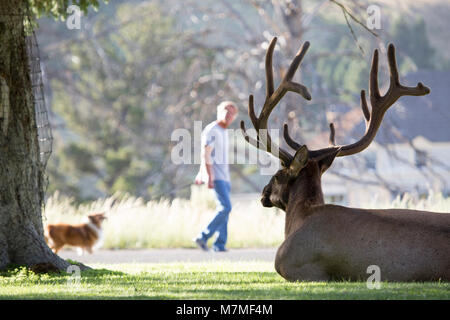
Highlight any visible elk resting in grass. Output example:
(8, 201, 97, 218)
(241, 37, 449, 282)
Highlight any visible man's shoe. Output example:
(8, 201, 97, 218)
(212, 246, 228, 252)
(194, 238, 209, 251)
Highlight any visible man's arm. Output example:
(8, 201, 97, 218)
(203, 145, 214, 189)
(194, 145, 214, 189)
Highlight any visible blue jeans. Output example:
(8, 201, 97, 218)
(199, 180, 231, 249)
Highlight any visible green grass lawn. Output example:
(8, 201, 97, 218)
(0, 262, 448, 300)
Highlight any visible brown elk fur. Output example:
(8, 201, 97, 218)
(264, 158, 450, 282)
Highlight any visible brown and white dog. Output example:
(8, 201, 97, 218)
(44, 213, 107, 255)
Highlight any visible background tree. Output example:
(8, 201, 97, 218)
(391, 17, 435, 70)
(0, 0, 107, 270)
(41, 1, 231, 200)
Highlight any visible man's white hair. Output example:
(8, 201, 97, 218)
(217, 101, 237, 116)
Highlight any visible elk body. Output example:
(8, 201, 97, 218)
(241, 38, 450, 282)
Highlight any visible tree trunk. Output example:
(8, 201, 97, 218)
(0, 1, 70, 270)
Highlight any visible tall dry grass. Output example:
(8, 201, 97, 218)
(363, 190, 450, 213)
(43, 186, 285, 249)
(43, 188, 449, 249)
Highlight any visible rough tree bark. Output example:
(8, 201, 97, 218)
(0, 0, 71, 270)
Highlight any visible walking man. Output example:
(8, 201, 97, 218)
(194, 101, 238, 252)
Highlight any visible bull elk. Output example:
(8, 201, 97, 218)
(241, 37, 450, 282)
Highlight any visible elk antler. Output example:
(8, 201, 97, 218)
(336, 44, 430, 156)
(283, 43, 430, 159)
(240, 37, 311, 166)
(242, 40, 430, 168)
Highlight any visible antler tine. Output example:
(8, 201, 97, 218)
(360, 90, 370, 122)
(335, 43, 430, 157)
(387, 44, 400, 85)
(283, 123, 303, 150)
(265, 38, 276, 98)
(329, 123, 336, 146)
(240, 120, 261, 149)
(369, 49, 381, 106)
(248, 94, 258, 128)
(241, 95, 262, 148)
(284, 41, 311, 83)
(241, 94, 269, 151)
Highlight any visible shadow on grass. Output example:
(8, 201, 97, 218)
(0, 263, 126, 280)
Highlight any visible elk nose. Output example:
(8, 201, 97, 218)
(261, 195, 273, 208)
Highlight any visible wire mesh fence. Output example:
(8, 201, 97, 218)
(26, 16, 53, 168)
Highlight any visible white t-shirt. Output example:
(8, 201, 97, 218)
(197, 121, 230, 183)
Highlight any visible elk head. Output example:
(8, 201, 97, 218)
(241, 37, 430, 211)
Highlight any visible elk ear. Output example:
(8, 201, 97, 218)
(289, 145, 309, 176)
(317, 147, 341, 174)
